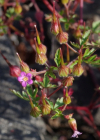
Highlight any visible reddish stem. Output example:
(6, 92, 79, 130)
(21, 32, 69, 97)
(80, 0, 83, 24)
(48, 85, 63, 98)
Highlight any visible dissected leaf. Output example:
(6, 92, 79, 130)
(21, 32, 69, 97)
(33, 88, 38, 98)
(54, 97, 64, 109)
(80, 30, 91, 46)
(43, 74, 50, 87)
(54, 48, 61, 67)
(45, 98, 54, 109)
(26, 85, 34, 98)
(83, 48, 95, 58)
(70, 42, 80, 49)
(92, 20, 100, 32)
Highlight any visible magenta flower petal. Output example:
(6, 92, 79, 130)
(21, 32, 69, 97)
(18, 76, 24, 82)
(26, 73, 32, 78)
(28, 79, 33, 85)
(71, 130, 82, 138)
(20, 72, 26, 76)
(22, 81, 27, 87)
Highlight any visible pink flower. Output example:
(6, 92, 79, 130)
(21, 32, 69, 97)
(18, 72, 33, 87)
(71, 130, 82, 138)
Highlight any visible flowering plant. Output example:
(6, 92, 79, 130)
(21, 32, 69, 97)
(1, 0, 100, 139)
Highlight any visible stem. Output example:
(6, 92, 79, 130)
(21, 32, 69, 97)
(42, 0, 62, 18)
(48, 85, 63, 98)
(66, 43, 70, 63)
(80, 0, 83, 24)
(60, 48, 64, 65)
(31, 70, 46, 76)
(65, 43, 79, 54)
(0, 51, 12, 66)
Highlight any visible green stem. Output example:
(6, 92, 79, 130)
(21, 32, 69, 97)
(66, 43, 70, 63)
(60, 48, 64, 65)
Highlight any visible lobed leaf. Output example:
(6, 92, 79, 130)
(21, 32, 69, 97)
(54, 48, 61, 67)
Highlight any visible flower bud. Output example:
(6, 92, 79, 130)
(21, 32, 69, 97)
(41, 104, 51, 115)
(63, 95, 71, 105)
(16, 53, 30, 73)
(61, 0, 69, 5)
(62, 76, 74, 87)
(10, 65, 21, 77)
(15, 3, 22, 14)
(58, 65, 69, 77)
(56, 32, 68, 44)
(65, 113, 73, 120)
(73, 29, 82, 39)
(68, 118, 77, 131)
(35, 53, 47, 65)
(0, 51, 21, 77)
(30, 106, 41, 118)
(38, 43, 47, 54)
(72, 64, 84, 77)
(50, 1, 59, 35)
(35, 75, 43, 82)
(68, 118, 82, 138)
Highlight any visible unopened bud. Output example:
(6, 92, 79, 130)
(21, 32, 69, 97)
(56, 31, 68, 44)
(38, 43, 47, 54)
(62, 76, 74, 87)
(63, 95, 71, 105)
(16, 53, 30, 73)
(68, 118, 77, 131)
(30, 106, 41, 118)
(73, 29, 82, 39)
(10, 65, 21, 77)
(35, 53, 47, 65)
(72, 64, 84, 77)
(51, 20, 59, 35)
(58, 65, 69, 77)
(35, 75, 43, 82)
(61, 0, 69, 5)
(15, 3, 22, 14)
(41, 104, 51, 115)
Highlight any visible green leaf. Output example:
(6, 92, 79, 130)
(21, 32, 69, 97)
(54, 48, 61, 67)
(80, 30, 91, 46)
(86, 55, 97, 62)
(26, 85, 34, 99)
(83, 48, 89, 57)
(64, 23, 69, 30)
(6, 7, 15, 18)
(50, 66, 58, 71)
(22, 91, 29, 101)
(33, 88, 38, 98)
(45, 98, 54, 109)
(54, 97, 64, 109)
(92, 20, 100, 32)
(51, 113, 60, 119)
(69, 60, 78, 68)
(47, 84, 57, 88)
(59, 18, 68, 22)
(70, 42, 80, 49)
(83, 48, 95, 58)
(43, 74, 50, 87)
(10, 89, 23, 99)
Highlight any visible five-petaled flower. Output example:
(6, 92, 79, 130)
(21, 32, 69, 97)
(18, 72, 33, 87)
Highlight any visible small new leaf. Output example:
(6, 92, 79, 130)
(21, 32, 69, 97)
(54, 97, 64, 109)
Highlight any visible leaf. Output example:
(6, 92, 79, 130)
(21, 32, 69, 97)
(50, 66, 58, 71)
(10, 89, 23, 99)
(59, 18, 68, 22)
(83, 48, 89, 57)
(64, 23, 69, 30)
(43, 74, 50, 87)
(54, 97, 64, 109)
(54, 48, 61, 67)
(45, 98, 54, 109)
(6, 7, 15, 18)
(47, 84, 57, 88)
(22, 91, 29, 100)
(92, 20, 100, 32)
(26, 85, 34, 99)
(86, 55, 97, 62)
(33, 88, 38, 98)
(51, 113, 60, 119)
(83, 48, 95, 58)
(70, 42, 80, 49)
(69, 60, 78, 68)
(80, 30, 91, 46)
